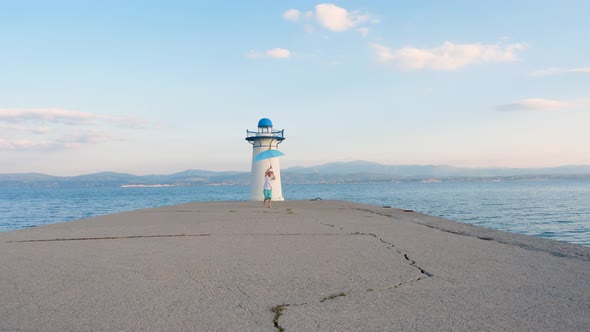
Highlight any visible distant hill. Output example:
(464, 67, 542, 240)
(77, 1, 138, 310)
(0, 169, 248, 188)
(1, 161, 589, 188)
(285, 161, 590, 177)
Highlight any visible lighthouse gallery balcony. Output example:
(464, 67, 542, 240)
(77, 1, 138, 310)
(245, 129, 285, 142)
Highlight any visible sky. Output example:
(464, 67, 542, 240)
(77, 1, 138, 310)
(1, 0, 589, 176)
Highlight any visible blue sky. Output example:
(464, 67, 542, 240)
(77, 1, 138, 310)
(1, 0, 589, 175)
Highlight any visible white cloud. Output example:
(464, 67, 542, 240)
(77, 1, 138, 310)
(530, 67, 590, 77)
(497, 98, 589, 111)
(266, 48, 291, 58)
(283, 9, 301, 22)
(371, 43, 395, 62)
(284, 4, 372, 33)
(247, 48, 291, 59)
(371, 41, 527, 71)
(315, 4, 353, 31)
(315, 3, 369, 32)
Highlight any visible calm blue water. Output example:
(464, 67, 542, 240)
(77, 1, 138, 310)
(1, 181, 589, 246)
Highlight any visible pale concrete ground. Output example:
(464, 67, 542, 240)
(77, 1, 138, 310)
(0, 200, 589, 331)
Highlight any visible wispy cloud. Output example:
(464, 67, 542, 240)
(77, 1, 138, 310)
(284, 4, 374, 33)
(529, 67, 590, 77)
(371, 41, 526, 71)
(0, 138, 67, 151)
(0, 130, 117, 151)
(55, 130, 115, 148)
(0, 108, 96, 124)
(0, 108, 147, 128)
(0, 108, 144, 151)
(0, 138, 48, 150)
(247, 48, 291, 59)
(0, 123, 50, 134)
(283, 9, 301, 22)
(497, 98, 589, 111)
(358, 27, 369, 38)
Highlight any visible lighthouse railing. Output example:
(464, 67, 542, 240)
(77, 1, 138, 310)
(246, 129, 284, 139)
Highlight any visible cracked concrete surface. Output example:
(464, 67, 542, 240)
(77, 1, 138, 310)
(1, 200, 589, 331)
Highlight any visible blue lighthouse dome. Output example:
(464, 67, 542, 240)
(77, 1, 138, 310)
(257, 118, 273, 128)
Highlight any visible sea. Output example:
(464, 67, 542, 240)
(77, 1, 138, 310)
(1, 181, 589, 247)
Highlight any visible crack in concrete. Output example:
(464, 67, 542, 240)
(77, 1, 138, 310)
(237, 303, 254, 317)
(272, 292, 351, 332)
(320, 292, 346, 302)
(348, 232, 434, 279)
(132, 210, 202, 213)
(6, 234, 212, 243)
(270, 232, 434, 331)
(271, 304, 288, 332)
(517, 302, 544, 317)
(233, 234, 341, 237)
(386, 275, 429, 290)
(271, 302, 310, 332)
(6, 234, 348, 243)
(10, 233, 407, 244)
(236, 286, 250, 298)
(403, 253, 434, 277)
(352, 207, 404, 220)
(237, 303, 265, 328)
(348, 231, 379, 238)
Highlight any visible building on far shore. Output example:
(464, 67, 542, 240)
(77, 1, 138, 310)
(245, 118, 285, 201)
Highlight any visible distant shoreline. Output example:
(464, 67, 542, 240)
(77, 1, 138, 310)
(2, 160, 590, 189)
(120, 184, 184, 188)
(0, 174, 590, 189)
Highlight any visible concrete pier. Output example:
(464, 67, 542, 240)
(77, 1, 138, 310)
(1, 200, 589, 331)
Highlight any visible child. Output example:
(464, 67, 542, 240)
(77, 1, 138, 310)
(263, 167, 275, 208)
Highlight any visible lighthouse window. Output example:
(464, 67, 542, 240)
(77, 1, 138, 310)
(259, 127, 270, 133)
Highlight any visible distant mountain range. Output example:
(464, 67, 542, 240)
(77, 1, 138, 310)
(1, 161, 590, 188)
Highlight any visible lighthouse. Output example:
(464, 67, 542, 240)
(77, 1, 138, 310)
(245, 118, 285, 201)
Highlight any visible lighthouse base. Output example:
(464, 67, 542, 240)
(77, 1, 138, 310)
(249, 196, 285, 202)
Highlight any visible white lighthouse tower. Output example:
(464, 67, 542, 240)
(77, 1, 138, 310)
(245, 118, 285, 201)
